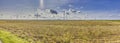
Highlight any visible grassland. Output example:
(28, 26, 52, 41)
(0, 20, 120, 43)
(0, 30, 28, 43)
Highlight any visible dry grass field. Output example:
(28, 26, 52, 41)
(0, 20, 120, 43)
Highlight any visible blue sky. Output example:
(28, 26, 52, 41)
(0, 0, 120, 19)
(1, 0, 120, 10)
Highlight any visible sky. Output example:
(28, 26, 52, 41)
(0, 0, 120, 19)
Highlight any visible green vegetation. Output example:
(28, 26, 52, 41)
(0, 20, 119, 43)
(0, 30, 28, 43)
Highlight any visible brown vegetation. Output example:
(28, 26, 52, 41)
(0, 20, 120, 43)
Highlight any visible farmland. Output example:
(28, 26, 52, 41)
(0, 20, 120, 43)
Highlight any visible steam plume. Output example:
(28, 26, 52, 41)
(40, 0, 44, 9)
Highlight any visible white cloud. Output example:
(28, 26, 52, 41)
(82, 10, 120, 20)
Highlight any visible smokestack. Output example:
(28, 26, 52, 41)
(40, 0, 44, 9)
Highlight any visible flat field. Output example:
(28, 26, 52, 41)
(0, 20, 120, 43)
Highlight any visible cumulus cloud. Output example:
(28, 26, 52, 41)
(82, 10, 120, 20)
